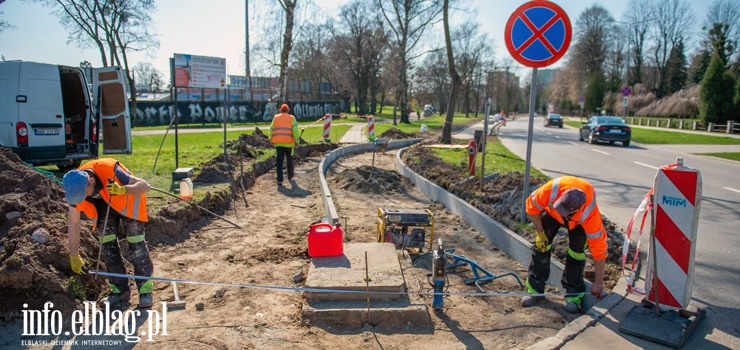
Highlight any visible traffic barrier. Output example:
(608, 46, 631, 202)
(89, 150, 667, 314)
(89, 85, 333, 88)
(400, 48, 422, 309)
(645, 157, 702, 309)
(367, 115, 375, 140)
(322, 114, 332, 140)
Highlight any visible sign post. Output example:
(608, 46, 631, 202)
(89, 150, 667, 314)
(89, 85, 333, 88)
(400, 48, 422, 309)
(171, 54, 227, 169)
(621, 86, 632, 117)
(505, 0, 572, 222)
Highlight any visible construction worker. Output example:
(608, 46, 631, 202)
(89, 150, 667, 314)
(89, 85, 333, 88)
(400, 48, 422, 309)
(521, 176, 607, 313)
(62, 159, 154, 309)
(270, 103, 300, 187)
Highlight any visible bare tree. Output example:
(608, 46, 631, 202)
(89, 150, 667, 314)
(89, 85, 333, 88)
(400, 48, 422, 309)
(377, 0, 442, 124)
(651, 0, 695, 98)
(132, 62, 164, 93)
(452, 22, 491, 118)
(0, 9, 14, 34)
(704, 0, 740, 62)
(32, 0, 159, 108)
(414, 51, 449, 113)
(291, 17, 334, 101)
(623, 0, 653, 84)
(276, 0, 298, 102)
(571, 5, 615, 82)
(329, 0, 388, 115)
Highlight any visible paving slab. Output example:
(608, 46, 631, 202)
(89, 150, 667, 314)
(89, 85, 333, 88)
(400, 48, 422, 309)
(305, 242, 406, 302)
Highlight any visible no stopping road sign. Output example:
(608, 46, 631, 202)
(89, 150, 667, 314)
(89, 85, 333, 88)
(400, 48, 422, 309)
(505, 1, 572, 68)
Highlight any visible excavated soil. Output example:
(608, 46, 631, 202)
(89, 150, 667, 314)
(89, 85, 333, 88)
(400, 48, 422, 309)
(0, 127, 626, 348)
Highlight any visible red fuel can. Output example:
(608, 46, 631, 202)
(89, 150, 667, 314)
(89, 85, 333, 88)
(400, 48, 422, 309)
(307, 223, 344, 257)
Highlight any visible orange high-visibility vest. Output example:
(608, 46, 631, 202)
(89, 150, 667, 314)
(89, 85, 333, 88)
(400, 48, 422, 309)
(75, 159, 148, 223)
(526, 176, 608, 260)
(271, 113, 296, 145)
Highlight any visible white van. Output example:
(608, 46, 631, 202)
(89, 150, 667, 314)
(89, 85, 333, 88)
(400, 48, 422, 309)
(0, 61, 132, 168)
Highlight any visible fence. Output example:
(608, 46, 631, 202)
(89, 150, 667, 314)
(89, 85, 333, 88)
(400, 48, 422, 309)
(624, 117, 740, 133)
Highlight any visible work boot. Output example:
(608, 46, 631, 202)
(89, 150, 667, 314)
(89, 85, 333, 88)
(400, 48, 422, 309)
(101, 290, 130, 307)
(564, 301, 580, 314)
(521, 295, 543, 307)
(138, 293, 153, 309)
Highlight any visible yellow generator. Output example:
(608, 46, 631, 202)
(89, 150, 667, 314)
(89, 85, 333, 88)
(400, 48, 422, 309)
(377, 208, 434, 254)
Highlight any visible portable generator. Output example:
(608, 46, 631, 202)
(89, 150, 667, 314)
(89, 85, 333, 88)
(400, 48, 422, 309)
(376, 208, 434, 253)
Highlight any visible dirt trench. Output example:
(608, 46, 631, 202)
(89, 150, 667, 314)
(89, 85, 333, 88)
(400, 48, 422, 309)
(0, 127, 625, 349)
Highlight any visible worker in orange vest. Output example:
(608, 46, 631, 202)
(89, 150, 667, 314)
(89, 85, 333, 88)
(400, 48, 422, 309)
(270, 103, 301, 187)
(62, 159, 154, 309)
(522, 176, 608, 313)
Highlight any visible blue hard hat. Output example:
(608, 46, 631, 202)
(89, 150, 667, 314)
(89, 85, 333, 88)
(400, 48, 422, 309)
(62, 170, 89, 205)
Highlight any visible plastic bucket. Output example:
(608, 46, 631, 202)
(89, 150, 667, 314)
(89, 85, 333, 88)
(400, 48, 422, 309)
(307, 223, 344, 257)
(179, 178, 193, 200)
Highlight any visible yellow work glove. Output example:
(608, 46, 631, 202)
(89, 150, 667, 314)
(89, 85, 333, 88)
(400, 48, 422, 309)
(106, 182, 126, 195)
(70, 255, 87, 274)
(535, 231, 549, 252)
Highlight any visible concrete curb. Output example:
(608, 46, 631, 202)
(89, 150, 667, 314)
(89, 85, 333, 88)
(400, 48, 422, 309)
(393, 147, 566, 289)
(318, 139, 423, 225)
(317, 141, 629, 349)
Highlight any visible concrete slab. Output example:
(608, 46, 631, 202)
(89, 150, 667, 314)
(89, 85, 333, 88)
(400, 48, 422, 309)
(305, 243, 406, 302)
(301, 300, 431, 329)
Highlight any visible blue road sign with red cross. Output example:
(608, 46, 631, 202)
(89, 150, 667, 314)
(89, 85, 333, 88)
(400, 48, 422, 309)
(621, 86, 632, 97)
(505, 1, 572, 68)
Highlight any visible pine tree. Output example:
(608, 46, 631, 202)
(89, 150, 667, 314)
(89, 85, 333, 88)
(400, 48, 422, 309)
(688, 50, 712, 84)
(666, 40, 688, 94)
(700, 53, 736, 124)
(585, 72, 606, 115)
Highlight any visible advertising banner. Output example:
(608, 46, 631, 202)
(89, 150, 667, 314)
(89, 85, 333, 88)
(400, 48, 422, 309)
(173, 53, 227, 89)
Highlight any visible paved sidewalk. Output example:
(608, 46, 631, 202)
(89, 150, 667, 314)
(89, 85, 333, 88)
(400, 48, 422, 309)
(339, 124, 366, 144)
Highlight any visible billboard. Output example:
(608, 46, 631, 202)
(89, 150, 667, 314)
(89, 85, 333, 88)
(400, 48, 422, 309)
(173, 53, 226, 89)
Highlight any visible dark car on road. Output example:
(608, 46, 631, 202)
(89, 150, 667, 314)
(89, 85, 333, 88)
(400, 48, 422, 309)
(544, 113, 563, 128)
(579, 116, 631, 147)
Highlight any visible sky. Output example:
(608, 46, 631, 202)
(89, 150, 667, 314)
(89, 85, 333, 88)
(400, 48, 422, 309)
(0, 0, 712, 83)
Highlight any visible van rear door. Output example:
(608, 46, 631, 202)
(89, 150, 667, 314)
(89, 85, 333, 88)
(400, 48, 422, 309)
(18, 62, 67, 159)
(93, 66, 131, 154)
(0, 62, 20, 149)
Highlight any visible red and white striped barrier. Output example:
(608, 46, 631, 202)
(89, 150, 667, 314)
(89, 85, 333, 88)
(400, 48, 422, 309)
(322, 114, 332, 140)
(367, 115, 375, 140)
(645, 158, 702, 309)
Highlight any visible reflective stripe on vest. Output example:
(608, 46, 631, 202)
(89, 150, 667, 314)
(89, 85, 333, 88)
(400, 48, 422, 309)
(77, 159, 148, 223)
(548, 177, 561, 209)
(272, 113, 295, 144)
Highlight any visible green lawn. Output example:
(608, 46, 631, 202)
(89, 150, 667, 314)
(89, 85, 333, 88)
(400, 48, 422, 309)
(430, 137, 548, 181)
(696, 153, 740, 161)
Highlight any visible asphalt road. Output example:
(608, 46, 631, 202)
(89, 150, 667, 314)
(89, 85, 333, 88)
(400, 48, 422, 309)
(456, 115, 740, 340)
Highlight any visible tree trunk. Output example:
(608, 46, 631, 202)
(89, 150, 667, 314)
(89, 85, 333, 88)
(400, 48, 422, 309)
(278, 0, 297, 102)
(441, 0, 461, 144)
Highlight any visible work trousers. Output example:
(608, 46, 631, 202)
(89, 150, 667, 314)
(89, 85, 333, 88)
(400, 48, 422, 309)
(275, 146, 294, 184)
(98, 212, 154, 295)
(527, 214, 587, 298)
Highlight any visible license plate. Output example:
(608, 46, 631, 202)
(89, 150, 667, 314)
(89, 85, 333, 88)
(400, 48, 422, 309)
(608, 129, 623, 134)
(34, 128, 60, 135)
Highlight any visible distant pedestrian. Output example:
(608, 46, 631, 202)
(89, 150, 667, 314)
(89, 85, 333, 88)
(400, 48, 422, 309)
(270, 103, 300, 187)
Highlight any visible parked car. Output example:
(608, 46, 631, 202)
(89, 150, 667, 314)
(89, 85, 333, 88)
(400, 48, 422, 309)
(579, 116, 631, 147)
(0, 61, 132, 168)
(544, 113, 563, 128)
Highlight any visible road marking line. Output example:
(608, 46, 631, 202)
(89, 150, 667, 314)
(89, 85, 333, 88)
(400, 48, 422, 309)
(555, 136, 561, 139)
(546, 132, 552, 135)
(724, 187, 740, 194)
(592, 149, 610, 155)
(568, 141, 577, 145)
(634, 161, 659, 170)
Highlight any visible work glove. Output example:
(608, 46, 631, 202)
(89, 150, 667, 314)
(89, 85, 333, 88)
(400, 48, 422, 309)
(70, 255, 87, 274)
(534, 231, 549, 253)
(106, 182, 126, 195)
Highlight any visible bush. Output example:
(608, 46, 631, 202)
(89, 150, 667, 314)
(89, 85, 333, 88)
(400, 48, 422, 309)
(700, 53, 736, 124)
